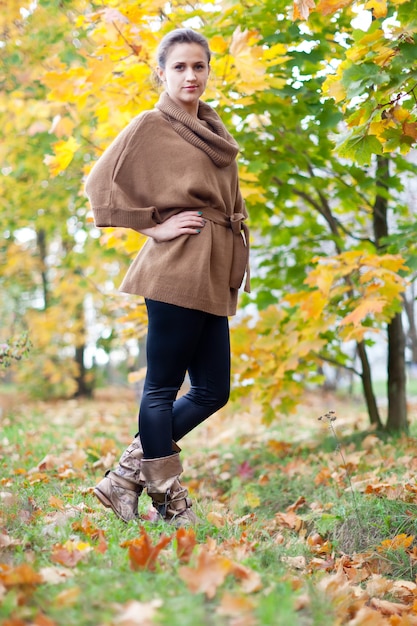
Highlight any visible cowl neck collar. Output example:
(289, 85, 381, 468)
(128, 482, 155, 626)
(155, 91, 239, 168)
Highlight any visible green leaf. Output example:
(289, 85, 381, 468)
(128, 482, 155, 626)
(337, 134, 383, 165)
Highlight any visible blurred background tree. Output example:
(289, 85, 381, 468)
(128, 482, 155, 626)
(1, 0, 416, 431)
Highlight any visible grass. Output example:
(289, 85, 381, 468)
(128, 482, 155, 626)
(1, 390, 417, 625)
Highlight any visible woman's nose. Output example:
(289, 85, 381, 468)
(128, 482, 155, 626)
(185, 67, 197, 81)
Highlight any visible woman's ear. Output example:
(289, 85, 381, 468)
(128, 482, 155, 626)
(156, 66, 165, 83)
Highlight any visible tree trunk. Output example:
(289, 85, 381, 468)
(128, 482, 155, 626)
(403, 290, 417, 364)
(356, 340, 382, 429)
(373, 155, 408, 432)
(385, 313, 408, 432)
(36, 228, 49, 310)
(74, 343, 91, 397)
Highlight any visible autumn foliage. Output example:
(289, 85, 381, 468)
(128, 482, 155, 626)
(1, 1, 416, 425)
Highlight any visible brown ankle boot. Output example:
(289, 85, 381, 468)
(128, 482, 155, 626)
(93, 436, 145, 522)
(141, 453, 198, 527)
(93, 439, 181, 523)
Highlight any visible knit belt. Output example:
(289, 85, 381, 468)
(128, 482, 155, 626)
(201, 207, 250, 293)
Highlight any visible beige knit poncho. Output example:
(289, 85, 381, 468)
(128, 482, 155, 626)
(85, 92, 250, 317)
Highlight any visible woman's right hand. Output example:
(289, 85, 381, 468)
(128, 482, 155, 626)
(140, 211, 206, 242)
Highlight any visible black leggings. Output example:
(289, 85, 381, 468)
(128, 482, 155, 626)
(138, 299, 230, 459)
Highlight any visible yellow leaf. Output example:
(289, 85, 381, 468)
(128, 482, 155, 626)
(210, 35, 229, 54)
(322, 73, 346, 103)
(49, 115, 75, 138)
(44, 137, 80, 176)
(369, 119, 395, 140)
(365, 0, 387, 18)
(244, 491, 261, 508)
(339, 298, 386, 327)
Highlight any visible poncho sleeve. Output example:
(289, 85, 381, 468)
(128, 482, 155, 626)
(84, 114, 162, 231)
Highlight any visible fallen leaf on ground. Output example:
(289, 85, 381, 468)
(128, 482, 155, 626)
(39, 566, 74, 584)
(0, 562, 43, 587)
(176, 527, 197, 563)
(230, 562, 263, 593)
(113, 599, 163, 626)
(51, 540, 92, 567)
(121, 527, 172, 571)
(369, 597, 409, 616)
(216, 592, 256, 616)
(281, 555, 306, 571)
(179, 548, 233, 598)
(377, 534, 414, 552)
(0, 532, 20, 548)
(53, 586, 81, 606)
(275, 510, 304, 531)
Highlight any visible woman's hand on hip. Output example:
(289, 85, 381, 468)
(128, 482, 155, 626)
(140, 211, 206, 242)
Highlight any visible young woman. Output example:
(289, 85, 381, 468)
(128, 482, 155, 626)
(85, 28, 250, 526)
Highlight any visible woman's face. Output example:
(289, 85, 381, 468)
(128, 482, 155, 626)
(157, 43, 210, 117)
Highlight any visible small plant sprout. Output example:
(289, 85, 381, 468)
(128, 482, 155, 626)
(318, 411, 364, 530)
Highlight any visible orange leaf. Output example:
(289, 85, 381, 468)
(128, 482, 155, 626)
(403, 122, 417, 140)
(378, 534, 414, 552)
(51, 541, 92, 567)
(53, 586, 81, 607)
(293, 0, 316, 19)
(275, 510, 304, 531)
(287, 496, 306, 512)
(316, 0, 353, 15)
(0, 563, 42, 587)
(32, 613, 57, 626)
(364, 0, 387, 18)
(48, 496, 64, 510)
(176, 527, 197, 563)
(369, 597, 407, 616)
(72, 517, 108, 553)
(121, 527, 172, 571)
(229, 562, 263, 593)
(217, 592, 255, 616)
(178, 548, 233, 598)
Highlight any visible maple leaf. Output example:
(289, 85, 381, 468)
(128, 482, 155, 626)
(403, 122, 417, 140)
(230, 562, 263, 593)
(178, 548, 233, 599)
(72, 517, 108, 553)
(293, 0, 316, 19)
(237, 460, 254, 479)
(51, 540, 92, 567)
(377, 534, 414, 552)
(48, 495, 64, 510)
(0, 563, 42, 587)
(121, 527, 172, 571)
(275, 510, 304, 531)
(369, 597, 408, 616)
(316, 0, 354, 15)
(39, 566, 74, 585)
(216, 592, 255, 617)
(43, 137, 80, 177)
(113, 599, 163, 625)
(365, 0, 387, 18)
(53, 586, 81, 606)
(176, 527, 197, 564)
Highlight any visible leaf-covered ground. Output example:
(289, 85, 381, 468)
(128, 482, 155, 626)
(1, 388, 417, 625)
